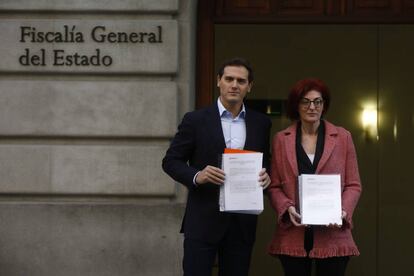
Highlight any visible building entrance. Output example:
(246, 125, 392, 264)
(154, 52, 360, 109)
(211, 24, 414, 276)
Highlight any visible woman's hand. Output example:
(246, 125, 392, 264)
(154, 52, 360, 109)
(288, 206, 304, 227)
(327, 210, 347, 228)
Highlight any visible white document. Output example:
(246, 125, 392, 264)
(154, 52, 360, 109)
(219, 152, 263, 215)
(298, 174, 342, 225)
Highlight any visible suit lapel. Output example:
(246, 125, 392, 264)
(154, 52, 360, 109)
(244, 109, 254, 150)
(205, 104, 226, 150)
(316, 121, 338, 173)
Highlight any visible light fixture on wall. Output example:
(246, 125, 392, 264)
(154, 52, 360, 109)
(361, 106, 378, 141)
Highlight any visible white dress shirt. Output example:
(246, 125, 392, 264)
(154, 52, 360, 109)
(217, 97, 246, 149)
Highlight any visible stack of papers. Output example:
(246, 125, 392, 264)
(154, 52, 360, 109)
(298, 174, 342, 225)
(219, 149, 263, 215)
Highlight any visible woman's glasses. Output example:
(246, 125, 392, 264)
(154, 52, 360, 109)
(299, 97, 324, 109)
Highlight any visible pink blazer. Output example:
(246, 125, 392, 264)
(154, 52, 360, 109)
(268, 120, 362, 258)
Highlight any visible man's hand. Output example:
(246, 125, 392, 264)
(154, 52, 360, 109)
(195, 165, 225, 185)
(258, 168, 271, 189)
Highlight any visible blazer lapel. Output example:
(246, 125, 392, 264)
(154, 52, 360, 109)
(316, 121, 338, 173)
(284, 124, 299, 176)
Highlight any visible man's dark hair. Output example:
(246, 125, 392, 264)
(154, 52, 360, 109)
(217, 57, 254, 83)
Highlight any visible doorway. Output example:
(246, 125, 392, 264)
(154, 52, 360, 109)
(212, 24, 414, 276)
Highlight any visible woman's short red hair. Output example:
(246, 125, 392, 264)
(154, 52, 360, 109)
(286, 78, 331, 120)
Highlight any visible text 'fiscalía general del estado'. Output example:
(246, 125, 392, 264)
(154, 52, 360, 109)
(18, 25, 163, 67)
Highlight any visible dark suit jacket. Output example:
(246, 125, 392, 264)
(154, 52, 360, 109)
(162, 103, 271, 244)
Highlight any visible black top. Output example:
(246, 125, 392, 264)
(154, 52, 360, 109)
(296, 120, 326, 252)
(295, 120, 325, 175)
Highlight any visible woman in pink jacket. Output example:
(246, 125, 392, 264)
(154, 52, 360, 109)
(268, 78, 362, 276)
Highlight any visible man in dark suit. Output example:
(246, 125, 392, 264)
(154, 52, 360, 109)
(162, 58, 271, 276)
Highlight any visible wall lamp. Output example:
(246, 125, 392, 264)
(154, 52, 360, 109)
(361, 107, 378, 141)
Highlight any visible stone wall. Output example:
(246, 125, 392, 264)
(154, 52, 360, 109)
(0, 1, 195, 275)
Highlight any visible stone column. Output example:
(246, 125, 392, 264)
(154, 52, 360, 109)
(0, 1, 196, 275)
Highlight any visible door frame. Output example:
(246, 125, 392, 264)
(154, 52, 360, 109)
(196, 0, 414, 108)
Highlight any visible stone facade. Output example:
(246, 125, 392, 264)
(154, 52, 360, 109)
(0, 1, 195, 275)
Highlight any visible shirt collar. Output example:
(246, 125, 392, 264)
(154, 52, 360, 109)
(217, 97, 246, 119)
